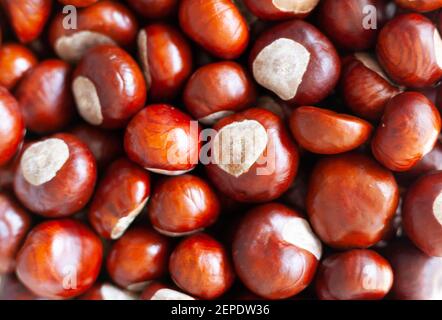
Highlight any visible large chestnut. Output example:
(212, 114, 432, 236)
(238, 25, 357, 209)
(243, 0, 319, 20)
(183, 61, 257, 125)
(371, 92, 441, 172)
(233, 203, 322, 299)
(0, 43, 37, 90)
(16, 219, 103, 299)
(377, 13, 442, 88)
(315, 249, 393, 300)
(249, 19, 340, 106)
(72, 45, 147, 129)
(148, 174, 220, 237)
(169, 233, 235, 299)
(289, 106, 373, 155)
(137, 23, 193, 102)
(14, 133, 97, 218)
(88, 158, 151, 240)
(124, 104, 201, 175)
(306, 153, 399, 249)
(179, 0, 249, 59)
(106, 227, 171, 291)
(205, 108, 298, 203)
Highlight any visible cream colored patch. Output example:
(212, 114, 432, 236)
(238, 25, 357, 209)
(73, 76, 104, 126)
(101, 284, 136, 300)
(145, 168, 193, 176)
(199, 111, 234, 126)
(433, 30, 442, 69)
(153, 226, 203, 238)
(272, 0, 320, 14)
(433, 193, 442, 225)
(281, 217, 322, 260)
(111, 198, 149, 240)
(252, 38, 310, 101)
(137, 30, 152, 88)
(21, 138, 70, 186)
(127, 281, 151, 292)
(151, 289, 195, 300)
(54, 31, 115, 63)
(213, 120, 268, 177)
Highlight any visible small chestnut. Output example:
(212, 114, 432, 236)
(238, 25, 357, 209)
(233, 203, 322, 299)
(89, 158, 150, 239)
(243, 0, 319, 20)
(371, 92, 441, 172)
(289, 106, 373, 155)
(148, 174, 220, 237)
(72, 45, 147, 129)
(306, 153, 399, 249)
(179, 0, 249, 59)
(124, 104, 201, 175)
(183, 61, 257, 125)
(14, 133, 97, 218)
(0, 43, 38, 90)
(126, 0, 178, 19)
(106, 227, 171, 291)
(140, 282, 195, 300)
(249, 19, 340, 106)
(315, 249, 393, 300)
(16, 219, 103, 299)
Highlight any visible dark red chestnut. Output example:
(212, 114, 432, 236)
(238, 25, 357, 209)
(72, 45, 147, 129)
(0, 43, 38, 90)
(148, 174, 220, 237)
(14, 133, 97, 217)
(0, 193, 31, 273)
(106, 227, 171, 291)
(243, 0, 319, 20)
(169, 233, 235, 299)
(0, 87, 25, 166)
(179, 0, 249, 59)
(124, 104, 201, 175)
(126, 0, 178, 19)
(15, 59, 75, 134)
(315, 249, 393, 300)
(395, 0, 442, 12)
(377, 13, 442, 88)
(233, 203, 322, 299)
(306, 153, 399, 249)
(289, 106, 373, 154)
(137, 23, 193, 102)
(249, 19, 340, 106)
(16, 219, 103, 299)
(372, 92, 441, 172)
(205, 108, 298, 203)
(183, 61, 257, 125)
(78, 283, 136, 300)
(140, 281, 195, 300)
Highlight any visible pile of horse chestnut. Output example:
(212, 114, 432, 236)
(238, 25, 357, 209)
(1, 0, 442, 301)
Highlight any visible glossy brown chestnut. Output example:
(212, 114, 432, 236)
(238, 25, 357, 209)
(317, 0, 389, 51)
(233, 203, 322, 299)
(16, 219, 103, 299)
(140, 281, 195, 300)
(15, 59, 75, 134)
(0, 87, 25, 166)
(371, 92, 441, 172)
(289, 106, 373, 154)
(205, 108, 298, 203)
(0, 0, 52, 43)
(243, 0, 319, 20)
(395, 0, 442, 12)
(377, 13, 442, 88)
(179, 0, 249, 59)
(0, 193, 31, 273)
(57, 0, 99, 7)
(89, 158, 150, 240)
(78, 283, 136, 300)
(386, 240, 442, 300)
(126, 0, 178, 19)
(106, 227, 171, 291)
(315, 250, 393, 300)
(183, 61, 257, 125)
(14, 133, 97, 217)
(124, 104, 201, 175)
(69, 123, 123, 169)
(137, 23, 193, 102)
(148, 174, 220, 237)
(249, 19, 340, 106)
(340, 53, 401, 121)
(402, 171, 442, 257)
(49, 1, 138, 63)
(0, 43, 38, 90)
(169, 233, 235, 299)
(72, 45, 147, 129)
(306, 153, 399, 249)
